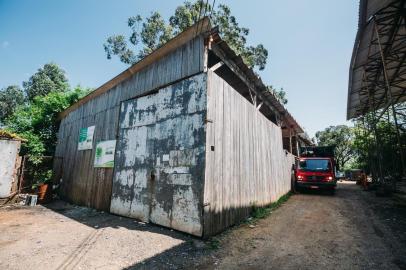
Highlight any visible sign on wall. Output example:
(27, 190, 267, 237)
(94, 140, 116, 168)
(78, 126, 95, 150)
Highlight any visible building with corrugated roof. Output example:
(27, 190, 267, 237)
(54, 18, 309, 237)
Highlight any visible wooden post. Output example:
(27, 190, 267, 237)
(296, 135, 300, 157)
(289, 128, 293, 154)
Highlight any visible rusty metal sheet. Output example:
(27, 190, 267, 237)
(110, 73, 207, 236)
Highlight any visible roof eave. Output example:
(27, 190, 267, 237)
(58, 17, 211, 120)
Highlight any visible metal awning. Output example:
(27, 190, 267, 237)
(347, 0, 406, 120)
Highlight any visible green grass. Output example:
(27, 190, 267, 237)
(204, 192, 292, 251)
(208, 238, 220, 250)
(250, 192, 291, 222)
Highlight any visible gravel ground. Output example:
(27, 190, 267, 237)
(195, 181, 406, 270)
(0, 181, 405, 270)
(0, 201, 208, 270)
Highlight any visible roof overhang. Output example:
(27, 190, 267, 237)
(347, 0, 406, 120)
(59, 17, 305, 134)
(59, 17, 212, 120)
(209, 30, 304, 133)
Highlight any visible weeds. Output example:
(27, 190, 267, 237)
(204, 192, 292, 250)
(208, 238, 220, 250)
(250, 192, 291, 223)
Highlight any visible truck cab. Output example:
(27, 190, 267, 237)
(295, 146, 337, 193)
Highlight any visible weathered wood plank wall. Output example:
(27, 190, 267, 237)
(203, 71, 295, 236)
(54, 36, 204, 211)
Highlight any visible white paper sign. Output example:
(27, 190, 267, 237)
(78, 126, 95, 150)
(94, 140, 116, 168)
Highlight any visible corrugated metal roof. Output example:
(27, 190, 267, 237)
(347, 0, 406, 119)
(59, 18, 212, 119)
(59, 17, 305, 134)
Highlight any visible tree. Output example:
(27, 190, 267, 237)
(6, 86, 90, 163)
(0, 85, 26, 124)
(315, 125, 355, 170)
(1, 62, 90, 185)
(23, 63, 69, 101)
(352, 110, 406, 178)
(104, 1, 269, 70)
(5, 86, 90, 184)
(267, 85, 288, 105)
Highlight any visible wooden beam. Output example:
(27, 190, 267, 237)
(209, 61, 224, 71)
(256, 102, 263, 111)
(210, 44, 279, 118)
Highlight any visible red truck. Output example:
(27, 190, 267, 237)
(294, 146, 337, 194)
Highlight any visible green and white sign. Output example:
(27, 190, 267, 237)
(78, 126, 95, 150)
(94, 140, 116, 168)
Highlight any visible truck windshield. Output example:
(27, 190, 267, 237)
(299, 159, 331, 172)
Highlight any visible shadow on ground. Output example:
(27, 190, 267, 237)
(41, 201, 213, 269)
(4, 180, 405, 270)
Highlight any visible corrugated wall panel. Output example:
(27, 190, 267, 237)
(111, 73, 207, 236)
(54, 36, 204, 211)
(203, 71, 295, 236)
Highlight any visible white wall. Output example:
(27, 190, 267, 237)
(0, 140, 20, 198)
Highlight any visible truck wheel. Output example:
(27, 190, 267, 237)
(295, 183, 301, 193)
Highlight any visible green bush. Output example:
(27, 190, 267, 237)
(5, 86, 90, 186)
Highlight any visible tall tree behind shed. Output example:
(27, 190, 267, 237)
(0, 85, 26, 124)
(23, 63, 69, 101)
(104, 1, 269, 71)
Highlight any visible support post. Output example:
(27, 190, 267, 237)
(296, 135, 300, 157)
(374, 20, 405, 180)
(371, 108, 385, 183)
(289, 128, 293, 154)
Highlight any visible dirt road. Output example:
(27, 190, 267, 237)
(195, 181, 406, 270)
(0, 181, 405, 270)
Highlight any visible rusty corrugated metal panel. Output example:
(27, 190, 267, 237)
(110, 73, 207, 236)
(55, 35, 206, 211)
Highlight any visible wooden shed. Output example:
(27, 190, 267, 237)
(54, 18, 305, 237)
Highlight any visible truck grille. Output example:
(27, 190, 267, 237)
(306, 175, 325, 181)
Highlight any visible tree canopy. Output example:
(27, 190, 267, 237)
(314, 107, 405, 180)
(0, 85, 26, 124)
(352, 109, 405, 179)
(315, 125, 355, 170)
(6, 87, 89, 163)
(23, 63, 69, 101)
(0, 63, 70, 124)
(2, 63, 90, 184)
(104, 1, 268, 70)
(267, 85, 288, 105)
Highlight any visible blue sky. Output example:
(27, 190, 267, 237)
(0, 0, 358, 136)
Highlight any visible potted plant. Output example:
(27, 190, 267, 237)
(32, 169, 53, 203)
